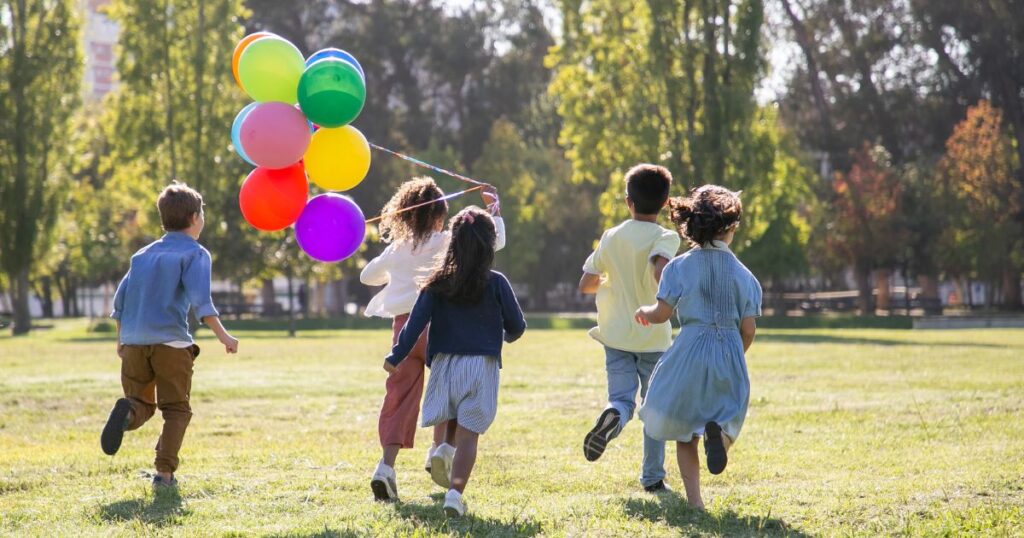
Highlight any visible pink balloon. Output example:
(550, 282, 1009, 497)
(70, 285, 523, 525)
(239, 102, 311, 169)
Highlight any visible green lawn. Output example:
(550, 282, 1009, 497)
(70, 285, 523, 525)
(1, 321, 1023, 537)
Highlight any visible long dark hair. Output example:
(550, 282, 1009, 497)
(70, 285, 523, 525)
(379, 177, 448, 250)
(423, 206, 496, 304)
(668, 185, 743, 247)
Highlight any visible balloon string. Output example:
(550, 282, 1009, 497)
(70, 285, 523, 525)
(369, 143, 487, 186)
(365, 185, 485, 224)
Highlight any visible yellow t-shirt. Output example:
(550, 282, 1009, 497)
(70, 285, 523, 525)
(583, 220, 681, 353)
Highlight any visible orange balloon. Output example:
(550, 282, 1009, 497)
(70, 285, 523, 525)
(239, 163, 309, 231)
(232, 32, 274, 89)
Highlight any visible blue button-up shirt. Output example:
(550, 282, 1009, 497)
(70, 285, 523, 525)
(111, 232, 219, 345)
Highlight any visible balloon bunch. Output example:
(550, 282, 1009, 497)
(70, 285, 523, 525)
(231, 33, 370, 263)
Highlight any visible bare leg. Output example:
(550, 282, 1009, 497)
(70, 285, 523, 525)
(434, 421, 449, 446)
(449, 424, 479, 494)
(444, 420, 458, 445)
(677, 439, 704, 509)
(382, 444, 401, 467)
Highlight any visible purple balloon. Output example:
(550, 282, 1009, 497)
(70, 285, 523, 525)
(295, 194, 366, 262)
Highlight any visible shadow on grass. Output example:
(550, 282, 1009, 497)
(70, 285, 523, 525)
(624, 491, 813, 537)
(99, 489, 189, 526)
(263, 529, 362, 538)
(758, 333, 1007, 348)
(392, 498, 542, 537)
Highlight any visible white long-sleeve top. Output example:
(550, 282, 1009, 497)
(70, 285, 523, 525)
(360, 217, 506, 318)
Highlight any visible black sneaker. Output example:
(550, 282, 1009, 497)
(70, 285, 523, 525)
(704, 421, 728, 475)
(583, 408, 621, 462)
(644, 480, 670, 493)
(101, 398, 132, 456)
(152, 474, 178, 489)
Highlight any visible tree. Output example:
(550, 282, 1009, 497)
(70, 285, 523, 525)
(940, 100, 1023, 308)
(0, 0, 81, 334)
(821, 144, 904, 314)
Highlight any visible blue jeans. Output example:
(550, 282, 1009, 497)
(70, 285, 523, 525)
(604, 346, 666, 487)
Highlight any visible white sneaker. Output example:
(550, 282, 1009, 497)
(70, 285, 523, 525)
(430, 443, 455, 489)
(424, 444, 435, 473)
(443, 489, 466, 518)
(370, 460, 398, 502)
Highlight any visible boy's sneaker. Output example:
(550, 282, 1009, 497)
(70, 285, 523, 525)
(424, 445, 435, 474)
(430, 443, 456, 489)
(704, 421, 728, 475)
(101, 398, 133, 456)
(370, 460, 399, 502)
(443, 489, 466, 518)
(644, 480, 671, 493)
(152, 474, 178, 490)
(583, 408, 621, 462)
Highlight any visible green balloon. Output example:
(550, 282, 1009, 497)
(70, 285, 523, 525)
(297, 59, 366, 128)
(238, 37, 305, 104)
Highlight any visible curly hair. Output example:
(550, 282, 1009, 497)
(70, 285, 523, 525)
(378, 177, 448, 250)
(423, 206, 496, 305)
(668, 185, 743, 247)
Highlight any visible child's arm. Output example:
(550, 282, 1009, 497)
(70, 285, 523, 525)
(634, 299, 674, 326)
(182, 250, 238, 353)
(498, 275, 527, 343)
(578, 272, 601, 294)
(383, 291, 434, 372)
(202, 315, 239, 353)
(480, 186, 508, 251)
(652, 255, 670, 283)
(740, 317, 756, 352)
(360, 246, 393, 286)
(111, 270, 129, 348)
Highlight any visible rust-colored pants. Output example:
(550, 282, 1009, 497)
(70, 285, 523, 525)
(119, 343, 197, 473)
(378, 314, 429, 448)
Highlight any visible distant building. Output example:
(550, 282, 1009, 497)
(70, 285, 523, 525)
(79, 0, 119, 101)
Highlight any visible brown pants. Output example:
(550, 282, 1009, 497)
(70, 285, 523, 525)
(378, 314, 429, 448)
(119, 344, 197, 473)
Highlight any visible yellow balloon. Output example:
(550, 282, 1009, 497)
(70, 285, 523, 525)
(304, 126, 371, 191)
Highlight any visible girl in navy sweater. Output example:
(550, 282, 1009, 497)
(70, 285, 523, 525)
(384, 206, 527, 518)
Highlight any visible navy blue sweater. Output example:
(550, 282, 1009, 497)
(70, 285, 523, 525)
(385, 271, 527, 368)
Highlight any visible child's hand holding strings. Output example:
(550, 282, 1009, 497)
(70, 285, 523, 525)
(480, 184, 500, 216)
(634, 307, 653, 327)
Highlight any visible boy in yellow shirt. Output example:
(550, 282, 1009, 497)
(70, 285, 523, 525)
(579, 164, 681, 492)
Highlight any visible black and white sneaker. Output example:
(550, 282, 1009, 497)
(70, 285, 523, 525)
(370, 461, 399, 502)
(583, 408, 621, 462)
(704, 421, 728, 475)
(101, 398, 133, 456)
(644, 480, 671, 493)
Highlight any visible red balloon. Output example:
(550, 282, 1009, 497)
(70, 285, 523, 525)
(239, 163, 309, 231)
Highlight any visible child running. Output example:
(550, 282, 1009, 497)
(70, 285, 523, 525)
(361, 178, 505, 502)
(579, 164, 681, 492)
(383, 206, 526, 518)
(101, 182, 239, 489)
(635, 185, 762, 509)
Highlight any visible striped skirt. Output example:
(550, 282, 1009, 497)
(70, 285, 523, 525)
(421, 354, 500, 434)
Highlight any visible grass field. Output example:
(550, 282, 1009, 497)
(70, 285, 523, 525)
(1, 321, 1023, 537)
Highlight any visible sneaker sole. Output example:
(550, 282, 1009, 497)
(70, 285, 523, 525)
(430, 453, 451, 489)
(704, 421, 728, 475)
(583, 408, 621, 462)
(370, 478, 397, 502)
(101, 398, 132, 456)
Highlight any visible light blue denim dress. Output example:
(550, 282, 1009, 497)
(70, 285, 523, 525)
(639, 241, 762, 443)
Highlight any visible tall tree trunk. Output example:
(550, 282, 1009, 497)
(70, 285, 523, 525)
(874, 268, 891, 313)
(1002, 268, 1022, 310)
(855, 264, 872, 316)
(261, 278, 276, 317)
(34, 276, 54, 318)
(10, 269, 31, 335)
(917, 274, 942, 315)
(286, 264, 295, 337)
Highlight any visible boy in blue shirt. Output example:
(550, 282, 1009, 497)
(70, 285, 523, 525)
(101, 182, 238, 489)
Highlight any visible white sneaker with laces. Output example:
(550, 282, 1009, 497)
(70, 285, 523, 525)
(443, 489, 466, 518)
(429, 443, 455, 489)
(370, 460, 398, 502)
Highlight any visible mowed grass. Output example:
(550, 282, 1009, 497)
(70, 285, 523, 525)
(1, 321, 1023, 537)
